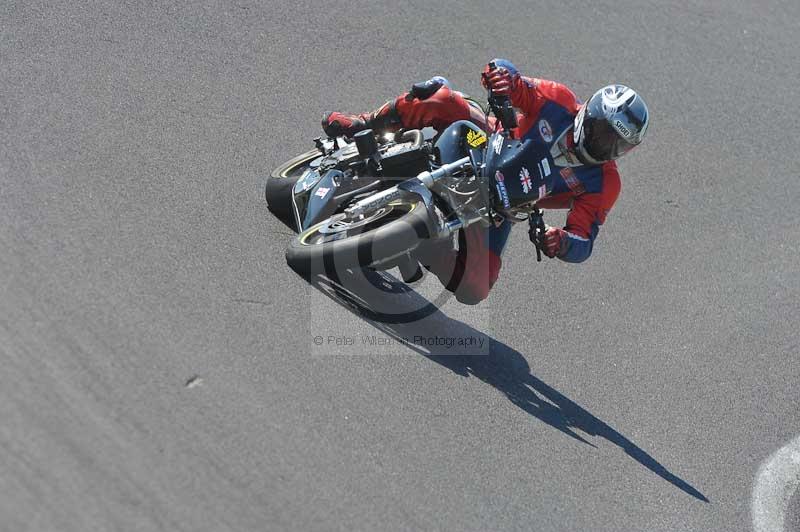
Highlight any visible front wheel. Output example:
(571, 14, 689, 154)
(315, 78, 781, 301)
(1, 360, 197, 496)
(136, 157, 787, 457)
(285, 199, 431, 277)
(266, 149, 321, 230)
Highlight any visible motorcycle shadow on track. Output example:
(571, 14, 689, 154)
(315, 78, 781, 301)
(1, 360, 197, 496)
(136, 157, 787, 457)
(305, 266, 710, 503)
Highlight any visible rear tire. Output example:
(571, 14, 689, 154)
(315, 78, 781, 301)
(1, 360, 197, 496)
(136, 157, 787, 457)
(285, 200, 431, 277)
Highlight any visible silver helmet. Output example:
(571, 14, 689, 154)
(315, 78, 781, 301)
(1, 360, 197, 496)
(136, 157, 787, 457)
(573, 85, 649, 164)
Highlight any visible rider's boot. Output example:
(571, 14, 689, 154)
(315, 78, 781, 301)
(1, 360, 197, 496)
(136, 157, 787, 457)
(321, 100, 402, 138)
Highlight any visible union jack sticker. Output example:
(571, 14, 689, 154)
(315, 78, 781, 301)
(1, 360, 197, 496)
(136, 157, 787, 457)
(519, 167, 532, 194)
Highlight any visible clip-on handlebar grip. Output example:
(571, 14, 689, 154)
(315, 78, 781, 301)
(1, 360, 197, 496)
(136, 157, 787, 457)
(485, 61, 518, 137)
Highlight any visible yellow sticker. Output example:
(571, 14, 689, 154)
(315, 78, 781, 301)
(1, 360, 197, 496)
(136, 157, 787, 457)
(466, 130, 487, 148)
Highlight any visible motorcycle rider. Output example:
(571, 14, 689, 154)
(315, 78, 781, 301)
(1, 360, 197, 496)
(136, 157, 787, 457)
(322, 59, 649, 305)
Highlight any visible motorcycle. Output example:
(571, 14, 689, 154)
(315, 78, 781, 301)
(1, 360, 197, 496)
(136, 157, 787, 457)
(267, 76, 552, 281)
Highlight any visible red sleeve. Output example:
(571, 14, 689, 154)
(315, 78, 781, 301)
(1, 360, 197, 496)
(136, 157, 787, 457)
(555, 163, 620, 263)
(564, 162, 621, 238)
(509, 77, 580, 116)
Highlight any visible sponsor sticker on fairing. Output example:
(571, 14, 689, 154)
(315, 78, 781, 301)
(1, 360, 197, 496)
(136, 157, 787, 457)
(315, 187, 330, 198)
(466, 129, 487, 148)
(538, 119, 553, 143)
(537, 157, 551, 178)
(492, 134, 503, 155)
(519, 167, 532, 194)
(496, 184, 510, 208)
(495, 171, 510, 208)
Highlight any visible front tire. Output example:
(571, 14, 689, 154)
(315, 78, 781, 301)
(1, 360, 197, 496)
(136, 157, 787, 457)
(265, 149, 320, 230)
(285, 200, 431, 277)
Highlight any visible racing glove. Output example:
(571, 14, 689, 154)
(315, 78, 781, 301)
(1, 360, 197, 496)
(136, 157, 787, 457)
(481, 63, 520, 96)
(543, 226, 567, 258)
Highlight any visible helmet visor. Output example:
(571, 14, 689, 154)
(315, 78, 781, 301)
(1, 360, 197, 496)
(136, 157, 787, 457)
(583, 116, 636, 162)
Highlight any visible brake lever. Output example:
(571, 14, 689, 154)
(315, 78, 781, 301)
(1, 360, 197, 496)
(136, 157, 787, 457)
(528, 208, 546, 262)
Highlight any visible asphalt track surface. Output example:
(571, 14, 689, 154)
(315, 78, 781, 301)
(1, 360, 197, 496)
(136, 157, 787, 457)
(2, 1, 799, 531)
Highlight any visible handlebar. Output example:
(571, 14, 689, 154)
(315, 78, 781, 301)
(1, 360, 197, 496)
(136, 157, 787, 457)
(416, 156, 472, 188)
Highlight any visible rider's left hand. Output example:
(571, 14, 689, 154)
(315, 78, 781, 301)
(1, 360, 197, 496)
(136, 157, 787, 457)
(481, 64, 519, 96)
(543, 226, 566, 258)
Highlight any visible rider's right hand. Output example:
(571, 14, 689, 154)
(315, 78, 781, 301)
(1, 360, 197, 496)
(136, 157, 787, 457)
(543, 226, 566, 258)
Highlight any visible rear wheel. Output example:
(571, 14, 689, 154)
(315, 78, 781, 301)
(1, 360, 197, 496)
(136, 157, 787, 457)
(265, 149, 321, 229)
(285, 199, 431, 277)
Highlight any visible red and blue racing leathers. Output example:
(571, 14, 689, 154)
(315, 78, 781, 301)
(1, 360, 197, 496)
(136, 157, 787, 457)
(391, 61, 621, 304)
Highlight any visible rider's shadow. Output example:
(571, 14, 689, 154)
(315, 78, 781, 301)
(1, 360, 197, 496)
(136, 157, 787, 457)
(306, 267, 710, 503)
